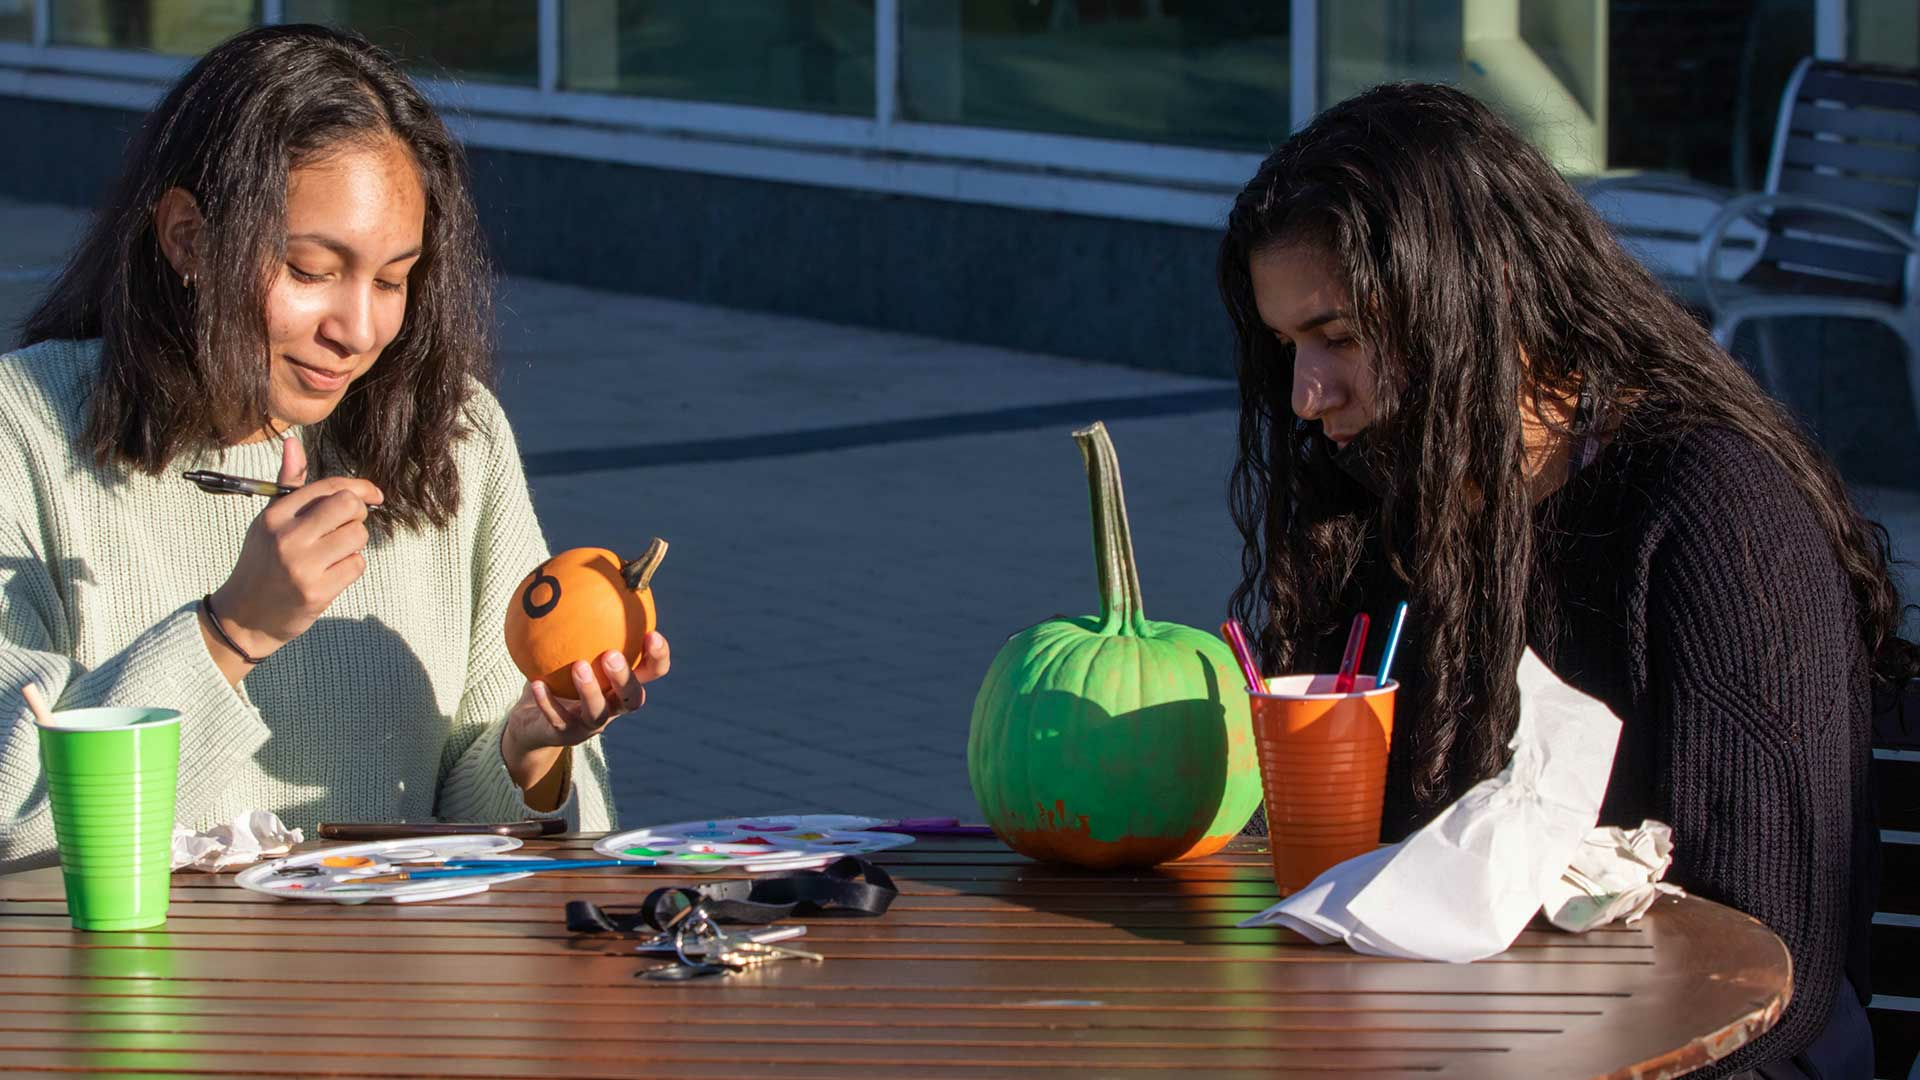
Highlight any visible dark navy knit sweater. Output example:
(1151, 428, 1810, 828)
(1300, 425, 1874, 1076)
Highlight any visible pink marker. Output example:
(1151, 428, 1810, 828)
(1219, 620, 1267, 694)
(1333, 613, 1370, 694)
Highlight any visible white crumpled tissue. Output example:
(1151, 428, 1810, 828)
(171, 810, 303, 871)
(1542, 820, 1685, 932)
(1239, 648, 1633, 962)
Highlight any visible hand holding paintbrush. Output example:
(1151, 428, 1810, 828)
(188, 435, 383, 681)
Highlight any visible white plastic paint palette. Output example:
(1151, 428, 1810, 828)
(235, 834, 536, 905)
(593, 815, 912, 872)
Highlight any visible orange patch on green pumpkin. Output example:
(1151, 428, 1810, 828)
(997, 798, 1219, 870)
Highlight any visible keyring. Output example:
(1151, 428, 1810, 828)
(637, 905, 730, 981)
(672, 907, 719, 968)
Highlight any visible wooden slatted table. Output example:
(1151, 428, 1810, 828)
(0, 833, 1789, 1078)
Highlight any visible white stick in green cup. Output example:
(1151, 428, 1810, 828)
(33, 702, 183, 931)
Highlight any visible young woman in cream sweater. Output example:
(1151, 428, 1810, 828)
(0, 25, 668, 869)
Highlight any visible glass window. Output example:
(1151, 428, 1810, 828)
(1324, 1, 1607, 174)
(0, 0, 31, 42)
(1321, 2, 1462, 105)
(283, 1, 538, 85)
(50, 0, 255, 54)
(896, 1, 1290, 152)
(1853, 0, 1920, 68)
(562, 1, 875, 116)
(1606, 0, 1810, 188)
(1320, 0, 1811, 186)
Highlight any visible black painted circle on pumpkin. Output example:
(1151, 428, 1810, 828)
(521, 569, 561, 618)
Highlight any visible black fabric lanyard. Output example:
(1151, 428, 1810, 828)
(566, 855, 899, 934)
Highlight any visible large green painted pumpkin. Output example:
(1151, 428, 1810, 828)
(968, 421, 1261, 869)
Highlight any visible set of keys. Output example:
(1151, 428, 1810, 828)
(635, 910, 825, 981)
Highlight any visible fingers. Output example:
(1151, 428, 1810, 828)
(278, 485, 379, 575)
(570, 661, 609, 721)
(276, 434, 308, 488)
(297, 496, 372, 558)
(599, 650, 645, 712)
(272, 493, 372, 600)
(247, 482, 376, 618)
(529, 681, 571, 739)
(631, 632, 671, 683)
(318, 550, 368, 596)
(306, 477, 385, 511)
(521, 657, 638, 754)
(265, 476, 385, 529)
(557, 654, 644, 742)
(220, 444, 383, 653)
(290, 478, 385, 520)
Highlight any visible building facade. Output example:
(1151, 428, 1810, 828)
(0, 1, 1913, 378)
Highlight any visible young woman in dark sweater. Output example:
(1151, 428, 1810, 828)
(1220, 83, 1917, 1079)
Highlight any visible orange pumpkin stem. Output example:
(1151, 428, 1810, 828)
(621, 537, 669, 592)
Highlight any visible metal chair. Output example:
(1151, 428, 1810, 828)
(1695, 58, 1920, 429)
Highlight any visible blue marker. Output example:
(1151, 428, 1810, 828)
(1375, 601, 1409, 689)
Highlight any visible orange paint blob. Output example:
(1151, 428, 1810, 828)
(994, 798, 1228, 870)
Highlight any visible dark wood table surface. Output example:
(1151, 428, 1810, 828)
(0, 832, 1789, 1079)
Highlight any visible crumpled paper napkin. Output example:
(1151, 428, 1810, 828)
(1542, 819, 1685, 932)
(1239, 648, 1626, 961)
(171, 810, 303, 871)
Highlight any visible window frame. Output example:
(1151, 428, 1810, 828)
(0, 0, 1853, 229)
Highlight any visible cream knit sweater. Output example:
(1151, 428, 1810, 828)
(0, 339, 616, 871)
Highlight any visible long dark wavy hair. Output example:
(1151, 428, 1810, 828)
(1222, 82, 1917, 812)
(22, 23, 493, 530)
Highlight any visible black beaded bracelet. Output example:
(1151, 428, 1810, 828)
(200, 593, 267, 666)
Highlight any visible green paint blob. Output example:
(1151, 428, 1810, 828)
(683, 853, 731, 861)
(623, 847, 669, 857)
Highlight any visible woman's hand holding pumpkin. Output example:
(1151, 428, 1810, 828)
(200, 436, 383, 684)
(501, 631, 670, 804)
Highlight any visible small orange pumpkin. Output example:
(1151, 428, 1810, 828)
(503, 539, 668, 699)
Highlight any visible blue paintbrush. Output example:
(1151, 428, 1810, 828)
(1376, 601, 1409, 688)
(437, 859, 638, 870)
(358, 858, 649, 883)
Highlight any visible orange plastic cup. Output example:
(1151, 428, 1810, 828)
(1249, 674, 1396, 895)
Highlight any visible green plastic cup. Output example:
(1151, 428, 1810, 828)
(37, 707, 182, 931)
(45, 769, 180, 789)
(46, 787, 177, 808)
(46, 772, 178, 805)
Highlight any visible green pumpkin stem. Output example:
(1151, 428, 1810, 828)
(621, 537, 670, 592)
(1073, 422, 1148, 636)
